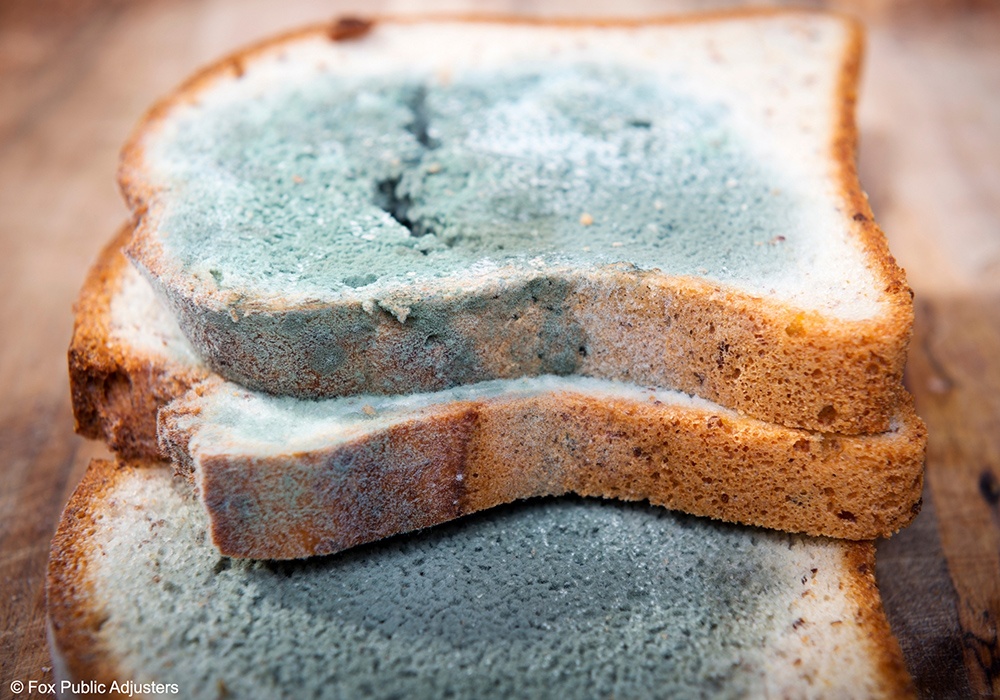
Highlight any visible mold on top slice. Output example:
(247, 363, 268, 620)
(138, 18, 883, 321)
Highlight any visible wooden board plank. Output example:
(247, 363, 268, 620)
(876, 486, 972, 697)
(0, 398, 105, 700)
(907, 297, 1000, 697)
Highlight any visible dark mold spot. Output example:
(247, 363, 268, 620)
(305, 342, 347, 375)
(264, 560, 301, 578)
(372, 84, 440, 237)
(343, 273, 378, 288)
(212, 558, 232, 575)
(405, 85, 439, 150)
(852, 212, 868, 222)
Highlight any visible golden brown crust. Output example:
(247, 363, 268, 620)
(69, 226, 127, 441)
(168, 386, 925, 560)
(68, 225, 209, 459)
(842, 544, 918, 698)
(327, 16, 374, 42)
(46, 459, 131, 699)
(117, 11, 915, 435)
(575, 271, 910, 433)
(830, 19, 916, 386)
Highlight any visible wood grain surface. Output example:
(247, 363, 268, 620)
(906, 297, 1000, 696)
(1, 1, 998, 698)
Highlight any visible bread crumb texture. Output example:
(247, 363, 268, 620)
(49, 462, 910, 699)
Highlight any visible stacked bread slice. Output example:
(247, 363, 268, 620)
(52, 12, 923, 697)
(50, 459, 915, 698)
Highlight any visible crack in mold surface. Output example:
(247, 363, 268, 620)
(373, 85, 438, 239)
(405, 85, 439, 150)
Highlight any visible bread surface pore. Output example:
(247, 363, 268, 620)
(120, 13, 914, 434)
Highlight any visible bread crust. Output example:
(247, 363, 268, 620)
(46, 459, 132, 699)
(118, 11, 915, 435)
(68, 224, 209, 460)
(162, 380, 925, 560)
(841, 544, 918, 698)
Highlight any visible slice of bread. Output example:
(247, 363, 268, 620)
(161, 373, 924, 560)
(47, 459, 915, 698)
(67, 232, 924, 555)
(119, 12, 913, 434)
(69, 224, 209, 459)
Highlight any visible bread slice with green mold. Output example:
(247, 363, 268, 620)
(160, 372, 924, 560)
(67, 234, 924, 554)
(119, 12, 914, 435)
(47, 459, 915, 699)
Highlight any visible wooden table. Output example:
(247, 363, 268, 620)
(1, 1, 997, 697)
